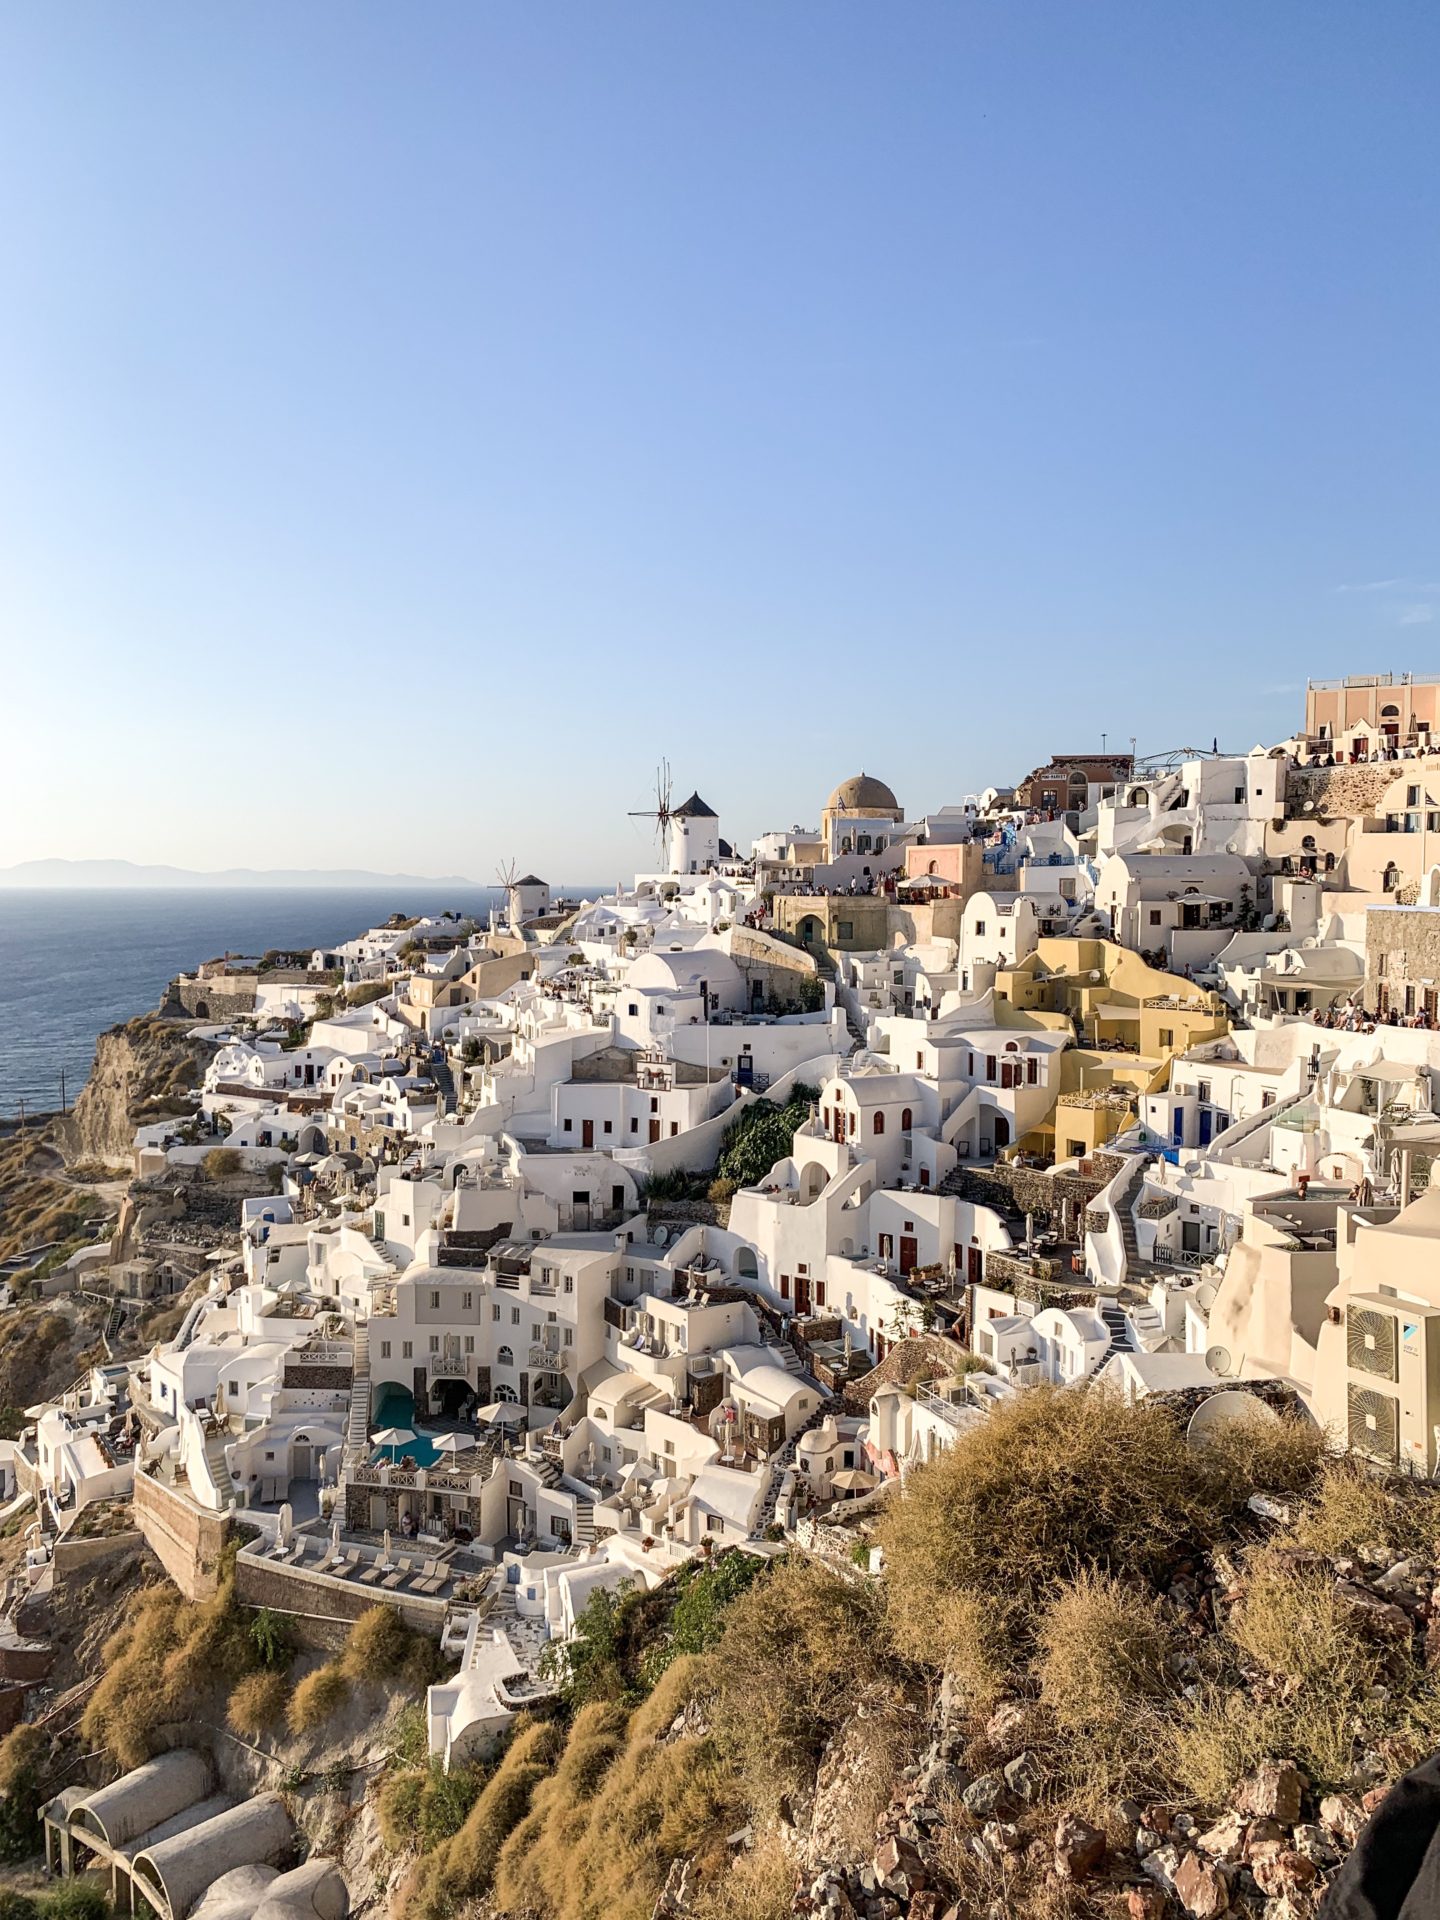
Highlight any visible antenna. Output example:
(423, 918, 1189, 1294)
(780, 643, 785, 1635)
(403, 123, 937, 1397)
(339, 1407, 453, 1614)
(628, 759, 674, 855)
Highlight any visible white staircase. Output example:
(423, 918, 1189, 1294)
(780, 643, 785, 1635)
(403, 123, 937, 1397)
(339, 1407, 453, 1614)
(345, 1325, 372, 1458)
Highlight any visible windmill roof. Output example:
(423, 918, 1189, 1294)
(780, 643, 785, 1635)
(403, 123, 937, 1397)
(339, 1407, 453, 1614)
(514, 875, 547, 888)
(673, 792, 718, 818)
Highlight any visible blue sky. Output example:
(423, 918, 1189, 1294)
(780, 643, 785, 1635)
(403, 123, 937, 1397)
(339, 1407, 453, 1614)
(0, 3, 1436, 882)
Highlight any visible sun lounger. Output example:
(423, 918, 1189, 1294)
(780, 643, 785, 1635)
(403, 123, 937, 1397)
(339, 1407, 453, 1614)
(380, 1557, 416, 1590)
(326, 1550, 360, 1578)
(356, 1557, 390, 1585)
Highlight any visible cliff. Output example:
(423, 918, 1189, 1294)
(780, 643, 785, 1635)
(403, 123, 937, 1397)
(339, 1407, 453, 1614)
(53, 1013, 210, 1168)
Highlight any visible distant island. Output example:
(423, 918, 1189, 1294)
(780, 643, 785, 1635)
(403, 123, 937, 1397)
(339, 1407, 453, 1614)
(0, 858, 485, 890)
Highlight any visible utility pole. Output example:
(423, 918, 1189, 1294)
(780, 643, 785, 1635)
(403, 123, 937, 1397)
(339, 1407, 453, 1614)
(59, 1068, 67, 1114)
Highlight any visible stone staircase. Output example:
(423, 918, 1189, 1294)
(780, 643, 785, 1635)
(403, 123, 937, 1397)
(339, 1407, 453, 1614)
(1112, 1157, 1147, 1285)
(1091, 1301, 1135, 1375)
(345, 1325, 372, 1458)
(574, 1499, 597, 1547)
(755, 1399, 833, 1534)
(202, 1428, 235, 1503)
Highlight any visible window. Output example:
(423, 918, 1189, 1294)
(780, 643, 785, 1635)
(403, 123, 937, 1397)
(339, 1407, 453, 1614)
(706, 1514, 724, 1533)
(628, 1003, 637, 1016)
(986, 1055, 997, 1081)
(671, 1122, 679, 1136)
(429, 1290, 440, 1310)
(492, 1303, 501, 1321)
(873, 1112, 885, 1135)
(564, 1273, 574, 1294)
(650, 1096, 659, 1114)
(1149, 909, 1163, 927)
(429, 1335, 439, 1352)
(1067, 1139, 1086, 1158)
(1408, 785, 1421, 806)
(380, 1340, 391, 1359)
(838, 921, 853, 941)
(814, 1281, 826, 1307)
(1026, 1057, 1038, 1084)
(603, 1119, 612, 1134)
(901, 1107, 912, 1129)
(1159, 1028, 1174, 1048)
(630, 1117, 638, 1133)
(563, 1117, 573, 1132)
(511, 1306, 521, 1325)
(464, 1335, 475, 1353)
(402, 1340, 413, 1359)
(1197, 1080, 1211, 1104)
(498, 1345, 514, 1367)
(975, 920, 986, 937)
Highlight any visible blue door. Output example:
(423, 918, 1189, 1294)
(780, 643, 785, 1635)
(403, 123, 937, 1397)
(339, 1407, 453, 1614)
(1172, 1110, 1185, 1147)
(1199, 1108, 1213, 1146)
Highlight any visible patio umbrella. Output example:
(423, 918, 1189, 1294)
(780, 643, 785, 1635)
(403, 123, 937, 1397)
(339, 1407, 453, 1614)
(371, 1426, 415, 1461)
(328, 1515, 341, 1562)
(274, 1502, 293, 1554)
(431, 1432, 471, 1462)
(379, 1527, 394, 1571)
(831, 1468, 878, 1495)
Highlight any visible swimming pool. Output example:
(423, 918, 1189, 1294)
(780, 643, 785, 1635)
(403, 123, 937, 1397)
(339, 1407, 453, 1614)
(369, 1382, 442, 1468)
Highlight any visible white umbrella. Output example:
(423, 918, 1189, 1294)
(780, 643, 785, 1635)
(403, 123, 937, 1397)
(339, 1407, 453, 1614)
(832, 1468, 879, 1495)
(273, 1501, 293, 1553)
(371, 1426, 414, 1460)
(431, 1432, 471, 1459)
(379, 1526, 394, 1572)
(328, 1515, 341, 1564)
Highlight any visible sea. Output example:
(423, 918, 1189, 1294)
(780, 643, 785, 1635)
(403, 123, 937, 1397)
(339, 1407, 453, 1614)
(0, 886, 525, 1119)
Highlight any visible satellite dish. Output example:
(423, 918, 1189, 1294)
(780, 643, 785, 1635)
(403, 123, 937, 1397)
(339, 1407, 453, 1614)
(1303, 798, 1315, 812)
(653, 1226, 669, 1247)
(1187, 1388, 1280, 1450)
(1195, 1280, 1219, 1312)
(1225, 841, 1238, 856)
(1204, 1345, 1234, 1379)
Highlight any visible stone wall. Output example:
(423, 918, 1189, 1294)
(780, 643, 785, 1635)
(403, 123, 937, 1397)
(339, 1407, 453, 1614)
(132, 1469, 232, 1601)
(1364, 905, 1440, 1015)
(52, 1528, 144, 1580)
(164, 975, 259, 1019)
(1284, 763, 1396, 822)
(280, 1364, 352, 1392)
(842, 1332, 974, 1414)
(234, 1553, 447, 1641)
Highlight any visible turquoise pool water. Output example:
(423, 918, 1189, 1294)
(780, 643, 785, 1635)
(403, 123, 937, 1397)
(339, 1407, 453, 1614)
(369, 1382, 441, 1467)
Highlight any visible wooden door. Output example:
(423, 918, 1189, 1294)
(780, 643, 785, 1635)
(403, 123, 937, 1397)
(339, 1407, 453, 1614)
(900, 1236, 918, 1275)
(967, 1246, 983, 1285)
(794, 1274, 812, 1315)
(582, 1118, 594, 1149)
(649, 1118, 661, 1144)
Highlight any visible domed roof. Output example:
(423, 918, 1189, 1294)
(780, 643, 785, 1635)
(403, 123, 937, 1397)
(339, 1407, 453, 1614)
(826, 772, 900, 814)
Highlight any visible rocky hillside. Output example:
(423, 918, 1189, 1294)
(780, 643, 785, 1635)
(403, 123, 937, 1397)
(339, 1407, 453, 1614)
(359, 1390, 1440, 1920)
(53, 1012, 210, 1166)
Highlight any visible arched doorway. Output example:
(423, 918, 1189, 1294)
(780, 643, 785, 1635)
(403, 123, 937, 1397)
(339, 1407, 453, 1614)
(994, 1115, 1011, 1151)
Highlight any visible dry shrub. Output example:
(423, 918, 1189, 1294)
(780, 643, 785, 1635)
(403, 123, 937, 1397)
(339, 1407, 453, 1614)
(1198, 1406, 1327, 1505)
(0, 1725, 45, 1797)
(1170, 1545, 1396, 1804)
(82, 1579, 254, 1769)
(379, 1759, 488, 1855)
(287, 1661, 350, 1735)
(1293, 1458, 1440, 1561)
(227, 1668, 289, 1739)
(1037, 1570, 1174, 1738)
(378, 1769, 426, 1852)
(689, 1827, 796, 1920)
(398, 1716, 566, 1920)
(492, 1658, 745, 1920)
(709, 1559, 895, 1812)
(339, 1604, 423, 1684)
(880, 1389, 1229, 1673)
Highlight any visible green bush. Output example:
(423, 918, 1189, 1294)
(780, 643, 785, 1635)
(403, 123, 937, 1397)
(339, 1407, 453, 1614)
(0, 1889, 38, 1918)
(39, 1890, 111, 1920)
(717, 1086, 818, 1190)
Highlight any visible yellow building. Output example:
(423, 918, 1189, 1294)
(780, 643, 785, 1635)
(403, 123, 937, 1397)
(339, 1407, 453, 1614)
(993, 939, 1231, 1161)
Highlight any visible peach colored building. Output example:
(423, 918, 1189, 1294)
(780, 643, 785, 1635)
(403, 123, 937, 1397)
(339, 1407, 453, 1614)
(902, 840, 982, 893)
(1305, 674, 1440, 753)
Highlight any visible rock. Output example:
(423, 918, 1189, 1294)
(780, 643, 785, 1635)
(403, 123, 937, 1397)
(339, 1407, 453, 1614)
(1334, 1579, 1415, 1640)
(962, 1773, 1006, 1820)
(1373, 1558, 1416, 1593)
(1053, 1812, 1106, 1880)
(1318, 1793, 1364, 1845)
(1290, 1823, 1339, 1866)
(1003, 1751, 1041, 1803)
(1235, 1762, 1306, 1825)
(1196, 1812, 1248, 1863)
(1128, 1890, 1169, 1920)
(1136, 1826, 1168, 1861)
(1244, 1818, 1286, 1854)
(1143, 1843, 1184, 1896)
(909, 1897, 942, 1920)
(984, 1699, 1027, 1749)
(981, 1819, 1021, 1854)
(1144, 1803, 1176, 1836)
(1248, 1493, 1292, 1523)
(1361, 1785, 1389, 1816)
(872, 1835, 922, 1888)
(1174, 1850, 1231, 1918)
(1251, 1849, 1317, 1898)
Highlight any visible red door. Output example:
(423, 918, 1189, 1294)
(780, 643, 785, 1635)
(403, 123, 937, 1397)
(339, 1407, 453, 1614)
(899, 1236, 918, 1275)
(649, 1119, 661, 1144)
(582, 1119, 594, 1149)
(794, 1274, 812, 1315)
(967, 1246, 983, 1285)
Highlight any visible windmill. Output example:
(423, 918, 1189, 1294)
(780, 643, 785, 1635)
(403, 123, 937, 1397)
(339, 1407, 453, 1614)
(495, 858, 519, 933)
(629, 759, 673, 858)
